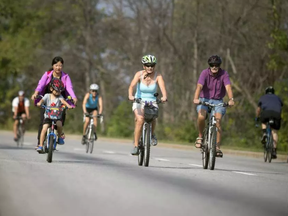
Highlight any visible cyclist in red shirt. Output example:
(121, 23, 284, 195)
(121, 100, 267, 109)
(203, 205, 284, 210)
(12, 91, 30, 141)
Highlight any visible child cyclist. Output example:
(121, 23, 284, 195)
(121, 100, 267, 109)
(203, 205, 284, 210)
(81, 84, 103, 144)
(36, 78, 72, 153)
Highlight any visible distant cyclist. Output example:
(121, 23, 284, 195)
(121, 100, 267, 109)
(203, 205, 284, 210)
(256, 86, 283, 159)
(128, 54, 167, 155)
(81, 84, 103, 144)
(193, 55, 235, 157)
(12, 91, 30, 141)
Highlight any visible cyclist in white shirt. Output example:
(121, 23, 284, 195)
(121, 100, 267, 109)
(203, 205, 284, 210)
(12, 91, 30, 141)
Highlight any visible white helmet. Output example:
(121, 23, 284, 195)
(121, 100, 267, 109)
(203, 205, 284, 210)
(18, 90, 25, 96)
(90, 84, 99, 90)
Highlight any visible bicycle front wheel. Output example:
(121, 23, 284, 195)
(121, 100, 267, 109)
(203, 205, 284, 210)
(138, 137, 144, 166)
(208, 127, 217, 170)
(85, 128, 91, 153)
(47, 134, 54, 163)
(19, 126, 24, 147)
(90, 126, 95, 154)
(202, 129, 209, 169)
(144, 124, 151, 167)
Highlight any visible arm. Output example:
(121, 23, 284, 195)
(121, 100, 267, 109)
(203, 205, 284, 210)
(32, 72, 48, 99)
(157, 74, 167, 101)
(37, 99, 44, 107)
(60, 99, 72, 108)
(128, 72, 141, 100)
(24, 98, 30, 118)
(98, 96, 103, 114)
(13, 107, 18, 119)
(193, 84, 203, 104)
(64, 75, 77, 104)
(225, 84, 235, 106)
(82, 93, 90, 114)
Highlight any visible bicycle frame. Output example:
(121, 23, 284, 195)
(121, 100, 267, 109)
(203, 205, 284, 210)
(263, 120, 274, 163)
(84, 113, 101, 154)
(16, 116, 24, 147)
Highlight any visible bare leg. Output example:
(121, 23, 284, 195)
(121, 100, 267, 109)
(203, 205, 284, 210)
(39, 124, 49, 147)
(215, 112, 223, 148)
(272, 129, 278, 149)
(56, 121, 63, 137)
(13, 120, 18, 139)
(197, 109, 207, 138)
(134, 109, 144, 147)
(83, 118, 90, 135)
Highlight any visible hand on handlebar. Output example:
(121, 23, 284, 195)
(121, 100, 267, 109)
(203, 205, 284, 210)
(193, 98, 200, 105)
(128, 95, 135, 101)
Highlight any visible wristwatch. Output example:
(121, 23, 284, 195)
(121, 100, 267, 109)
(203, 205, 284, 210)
(229, 98, 234, 101)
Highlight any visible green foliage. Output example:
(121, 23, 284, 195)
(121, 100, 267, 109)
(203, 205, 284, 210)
(107, 101, 134, 137)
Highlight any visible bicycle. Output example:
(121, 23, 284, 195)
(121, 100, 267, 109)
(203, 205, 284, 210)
(134, 96, 163, 167)
(258, 119, 274, 163)
(15, 116, 24, 147)
(84, 113, 103, 154)
(200, 101, 228, 170)
(41, 104, 68, 163)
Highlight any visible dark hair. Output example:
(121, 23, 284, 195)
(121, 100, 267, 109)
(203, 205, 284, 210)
(48, 56, 64, 71)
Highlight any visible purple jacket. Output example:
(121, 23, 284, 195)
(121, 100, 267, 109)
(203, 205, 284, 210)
(34, 70, 76, 105)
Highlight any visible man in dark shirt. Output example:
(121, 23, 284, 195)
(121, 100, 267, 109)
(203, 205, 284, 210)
(256, 86, 283, 159)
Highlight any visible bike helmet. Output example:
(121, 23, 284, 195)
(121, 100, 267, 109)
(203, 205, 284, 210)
(208, 55, 222, 65)
(141, 55, 157, 65)
(51, 78, 64, 92)
(90, 84, 99, 91)
(18, 90, 24, 96)
(265, 86, 275, 94)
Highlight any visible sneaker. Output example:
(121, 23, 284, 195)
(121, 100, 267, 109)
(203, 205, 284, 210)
(36, 146, 44, 153)
(261, 133, 267, 144)
(81, 135, 87, 145)
(151, 134, 158, 146)
(130, 146, 139, 155)
(58, 137, 65, 145)
(272, 148, 277, 159)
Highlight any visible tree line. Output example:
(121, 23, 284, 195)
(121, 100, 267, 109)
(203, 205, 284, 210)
(0, 0, 287, 151)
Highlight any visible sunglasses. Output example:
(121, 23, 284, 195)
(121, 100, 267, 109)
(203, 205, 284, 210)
(91, 90, 98, 92)
(144, 63, 156, 68)
(209, 64, 220, 68)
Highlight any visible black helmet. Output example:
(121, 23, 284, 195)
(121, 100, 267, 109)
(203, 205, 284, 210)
(51, 78, 64, 92)
(208, 55, 222, 65)
(265, 86, 274, 94)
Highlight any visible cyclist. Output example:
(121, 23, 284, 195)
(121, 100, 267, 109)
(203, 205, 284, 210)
(256, 86, 283, 159)
(193, 55, 234, 157)
(31, 56, 77, 148)
(12, 91, 30, 141)
(128, 54, 167, 155)
(81, 83, 103, 144)
(36, 78, 72, 153)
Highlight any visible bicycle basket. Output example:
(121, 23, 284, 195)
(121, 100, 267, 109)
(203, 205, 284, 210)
(144, 105, 158, 122)
(45, 107, 64, 120)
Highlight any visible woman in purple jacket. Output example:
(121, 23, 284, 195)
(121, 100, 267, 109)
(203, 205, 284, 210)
(31, 56, 77, 147)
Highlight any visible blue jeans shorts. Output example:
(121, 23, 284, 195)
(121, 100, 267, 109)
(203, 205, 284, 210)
(196, 98, 226, 116)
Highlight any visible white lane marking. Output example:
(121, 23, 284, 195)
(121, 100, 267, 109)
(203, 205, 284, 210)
(74, 148, 84, 151)
(233, 171, 256, 176)
(189, 164, 202, 167)
(154, 158, 170, 162)
(103, 151, 115, 154)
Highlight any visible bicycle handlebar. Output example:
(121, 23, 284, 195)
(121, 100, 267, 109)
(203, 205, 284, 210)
(84, 113, 103, 118)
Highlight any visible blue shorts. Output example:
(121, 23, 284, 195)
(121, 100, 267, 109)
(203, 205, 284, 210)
(196, 98, 226, 116)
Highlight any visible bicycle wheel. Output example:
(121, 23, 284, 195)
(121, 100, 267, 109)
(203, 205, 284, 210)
(267, 134, 273, 163)
(208, 127, 217, 170)
(47, 134, 54, 163)
(202, 129, 209, 169)
(263, 147, 268, 162)
(90, 126, 95, 154)
(138, 137, 144, 166)
(16, 126, 21, 147)
(18, 125, 24, 147)
(86, 128, 91, 153)
(144, 124, 151, 167)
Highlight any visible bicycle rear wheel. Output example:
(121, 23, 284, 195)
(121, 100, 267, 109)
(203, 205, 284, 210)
(144, 124, 151, 167)
(267, 134, 273, 163)
(138, 137, 144, 166)
(208, 127, 217, 170)
(47, 134, 54, 163)
(263, 147, 268, 162)
(202, 129, 209, 169)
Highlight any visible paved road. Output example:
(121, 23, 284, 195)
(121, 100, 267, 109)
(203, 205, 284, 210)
(0, 131, 287, 216)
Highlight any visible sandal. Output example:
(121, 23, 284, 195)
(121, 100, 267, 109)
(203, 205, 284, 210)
(195, 137, 203, 148)
(216, 144, 223, 157)
(61, 132, 65, 139)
